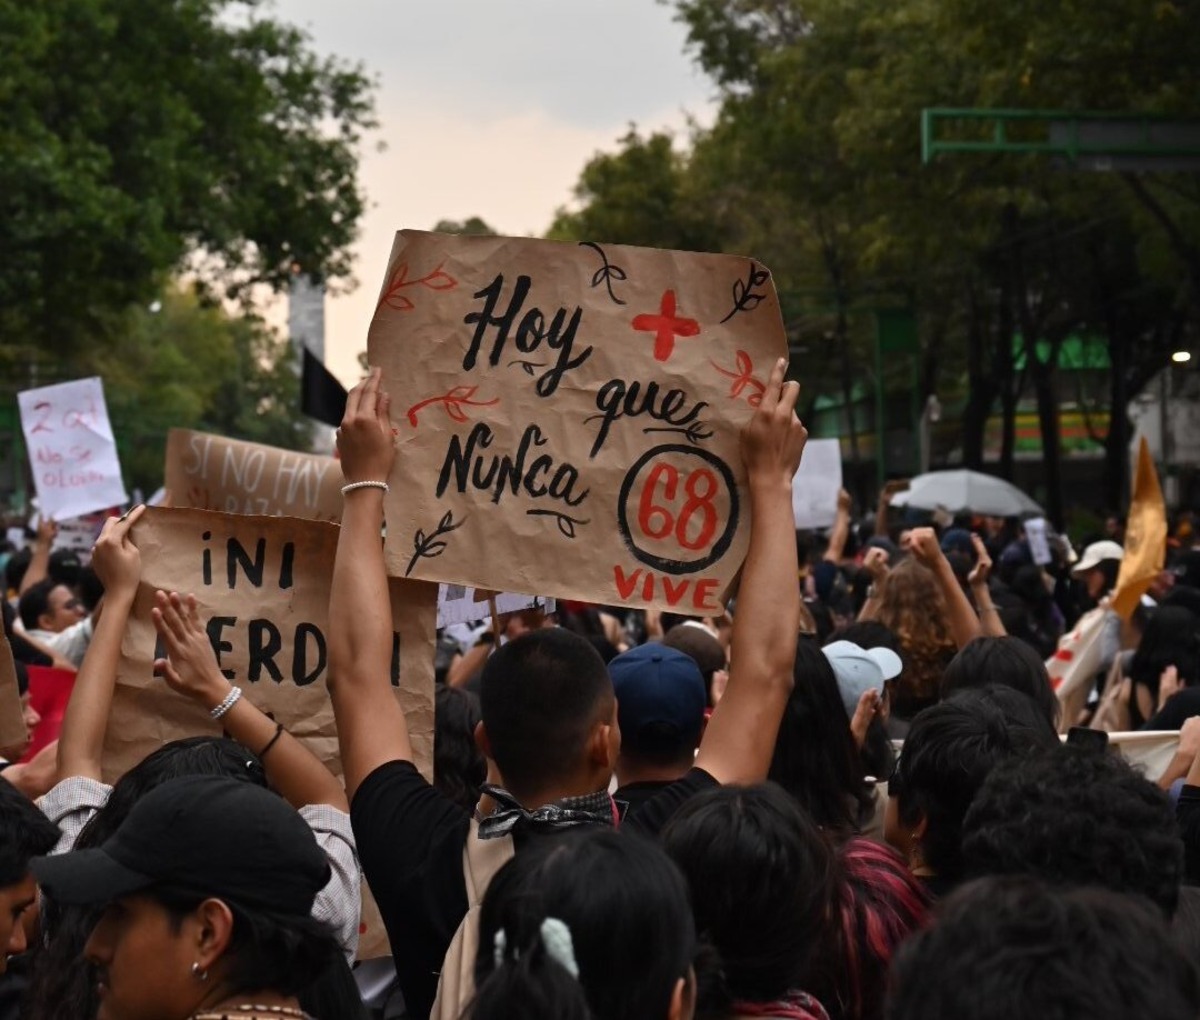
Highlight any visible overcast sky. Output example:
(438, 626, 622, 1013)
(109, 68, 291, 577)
(269, 0, 716, 384)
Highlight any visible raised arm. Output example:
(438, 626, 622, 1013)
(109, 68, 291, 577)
(56, 506, 144, 781)
(857, 547, 890, 621)
(327, 367, 411, 799)
(968, 534, 1007, 637)
(152, 590, 347, 811)
(18, 518, 56, 596)
(695, 358, 806, 785)
(903, 527, 983, 648)
(875, 479, 909, 539)
(823, 489, 852, 563)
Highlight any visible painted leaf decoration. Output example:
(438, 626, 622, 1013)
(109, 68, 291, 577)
(385, 293, 415, 312)
(424, 541, 448, 557)
(735, 350, 752, 374)
(752, 268, 770, 286)
(608, 266, 628, 282)
(423, 269, 457, 291)
(447, 404, 467, 423)
(439, 511, 454, 530)
(591, 267, 607, 288)
(447, 385, 476, 400)
(414, 529, 426, 548)
(741, 294, 764, 312)
(732, 278, 747, 303)
(557, 517, 576, 539)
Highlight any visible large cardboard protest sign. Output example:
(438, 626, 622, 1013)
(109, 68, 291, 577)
(165, 429, 343, 522)
(104, 507, 436, 783)
(18, 377, 128, 520)
(367, 231, 789, 611)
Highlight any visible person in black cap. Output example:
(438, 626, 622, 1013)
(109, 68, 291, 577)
(33, 774, 338, 1020)
(609, 643, 708, 815)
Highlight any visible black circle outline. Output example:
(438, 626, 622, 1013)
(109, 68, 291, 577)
(617, 444, 740, 575)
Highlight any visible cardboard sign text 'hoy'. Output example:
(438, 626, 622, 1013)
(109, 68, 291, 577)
(105, 507, 436, 784)
(367, 231, 789, 611)
(165, 428, 343, 522)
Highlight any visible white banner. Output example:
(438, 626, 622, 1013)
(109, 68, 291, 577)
(791, 438, 843, 529)
(19, 377, 128, 521)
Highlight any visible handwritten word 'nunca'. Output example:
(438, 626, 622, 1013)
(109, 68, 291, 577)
(462, 274, 593, 398)
(437, 423, 589, 509)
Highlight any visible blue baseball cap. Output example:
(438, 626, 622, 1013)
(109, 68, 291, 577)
(609, 644, 707, 758)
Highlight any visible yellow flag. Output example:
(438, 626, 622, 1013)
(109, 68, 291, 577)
(1110, 437, 1167, 619)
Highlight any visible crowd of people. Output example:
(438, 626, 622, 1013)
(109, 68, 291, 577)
(1, 361, 1199, 1019)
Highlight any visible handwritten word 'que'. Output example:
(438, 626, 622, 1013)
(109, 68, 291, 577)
(462, 274, 594, 398)
(589, 379, 709, 458)
(437, 423, 590, 509)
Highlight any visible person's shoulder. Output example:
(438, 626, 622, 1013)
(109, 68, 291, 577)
(623, 767, 719, 836)
(351, 760, 470, 845)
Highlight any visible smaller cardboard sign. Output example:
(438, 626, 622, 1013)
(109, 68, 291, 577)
(165, 429, 343, 522)
(19, 377, 128, 521)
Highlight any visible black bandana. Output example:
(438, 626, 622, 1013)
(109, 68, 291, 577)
(476, 785, 619, 840)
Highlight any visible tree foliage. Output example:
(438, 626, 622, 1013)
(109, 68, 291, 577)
(551, 0, 1200, 518)
(0, 0, 376, 358)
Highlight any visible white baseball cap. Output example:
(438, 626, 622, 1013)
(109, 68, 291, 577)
(823, 640, 903, 718)
(1070, 540, 1124, 577)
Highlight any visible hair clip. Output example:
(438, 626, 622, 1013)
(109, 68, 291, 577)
(540, 917, 580, 979)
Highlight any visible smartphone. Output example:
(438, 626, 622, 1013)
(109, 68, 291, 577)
(1066, 727, 1109, 753)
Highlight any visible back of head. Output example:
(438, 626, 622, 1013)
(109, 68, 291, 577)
(829, 621, 902, 657)
(893, 687, 1058, 881)
(609, 643, 706, 768)
(4, 546, 32, 596)
(473, 828, 695, 1020)
(18, 578, 56, 632)
(662, 623, 726, 704)
(815, 839, 930, 1020)
(941, 636, 1059, 729)
(0, 779, 59, 886)
(480, 629, 613, 799)
(770, 639, 870, 834)
(877, 560, 953, 712)
(1131, 606, 1200, 688)
(962, 744, 1183, 914)
(434, 684, 486, 813)
(662, 783, 833, 1007)
(887, 877, 1200, 1020)
(77, 736, 267, 849)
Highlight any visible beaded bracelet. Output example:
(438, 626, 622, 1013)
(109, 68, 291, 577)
(211, 686, 242, 720)
(341, 480, 390, 495)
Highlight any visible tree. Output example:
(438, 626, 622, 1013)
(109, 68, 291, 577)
(431, 217, 499, 236)
(0, 0, 376, 359)
(86, 286, 309, 494)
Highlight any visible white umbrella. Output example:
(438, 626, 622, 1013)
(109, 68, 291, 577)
(890, 469, 1043, 517)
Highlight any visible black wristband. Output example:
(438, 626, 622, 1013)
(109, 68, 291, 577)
(257, 722, 285, 760)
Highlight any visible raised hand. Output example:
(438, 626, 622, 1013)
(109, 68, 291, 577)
(337, 366, 396, 487)
(740, 357, 807, 489)
(863, 546, 890, 583)
(152, 591, 230, 711)
(90, 505, 146, 599)
(902, 526, 943, 569)
(968, 533, 993, 588)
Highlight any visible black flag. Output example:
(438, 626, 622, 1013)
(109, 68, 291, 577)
(300, 347, 348, 427)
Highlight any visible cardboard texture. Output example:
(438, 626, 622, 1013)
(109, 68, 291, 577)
(367, 231, 789, 612)
(19, 377, 128, 520)
(165, 429, 343, 522)
(103, 507, 437, 959)
(0, 630, 30, 754)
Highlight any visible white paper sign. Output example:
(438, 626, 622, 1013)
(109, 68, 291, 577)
(437, 584, 555, 628)
(1025, 517, 1052, 566)
(791, 438, 843, 529)
(19, 378, 128, 521)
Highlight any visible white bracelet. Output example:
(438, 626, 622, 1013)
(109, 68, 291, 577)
(211, 686, 242, 720)
(341, 480, 390, 495)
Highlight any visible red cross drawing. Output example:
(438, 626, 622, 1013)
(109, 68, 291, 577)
(631, 290, 701, 362)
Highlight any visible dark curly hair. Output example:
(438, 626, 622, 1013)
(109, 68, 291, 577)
(434, 684, 486, 813)
(887, 877, 1200, 1020)
(961, 744, 1184, 915)
(892, 686, 1058, 882)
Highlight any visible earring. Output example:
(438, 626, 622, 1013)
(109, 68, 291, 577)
(191, 962, 208, 982)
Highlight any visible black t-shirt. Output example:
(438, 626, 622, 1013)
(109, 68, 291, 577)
(1146, 687, 1200, 731)
(350, 760, 717, 1019)
(614, 779, 672, 818)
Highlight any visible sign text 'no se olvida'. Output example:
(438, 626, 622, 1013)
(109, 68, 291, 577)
(367, 231, 788, 611)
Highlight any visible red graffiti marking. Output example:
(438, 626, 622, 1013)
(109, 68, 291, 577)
(631, 290, 701, 363)
(376, 260, 458, 313)
(405, 385, 499, 428)
(711, 349, 766, 407)
(637, 462, 720, 552)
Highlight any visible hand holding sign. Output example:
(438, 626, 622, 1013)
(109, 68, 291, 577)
(740, 358, 806, 492)
(152, 591, 232, 710)
(338, 367, 396, 487)
(90, 505, 146, 600)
